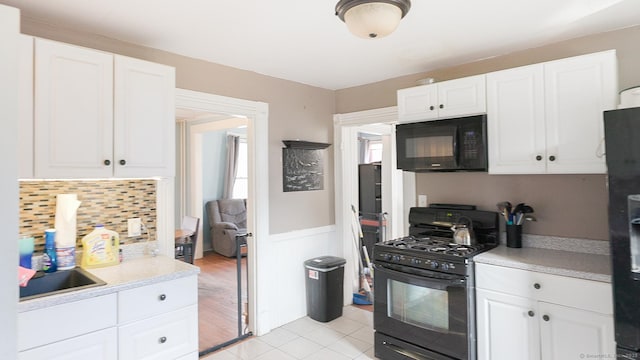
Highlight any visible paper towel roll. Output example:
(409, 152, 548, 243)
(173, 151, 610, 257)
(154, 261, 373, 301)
(54, 194, 81, 248)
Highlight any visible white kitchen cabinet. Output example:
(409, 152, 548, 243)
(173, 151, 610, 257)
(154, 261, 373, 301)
(476, 289, 540, 360)
(33, 38, 175, 179)
(487, 50, 617, 174)
(397, 74, 486, 123)
(34, 38, 114, 179)
(117, 276, 198, 323)
(18, 293, 118, 352)
(119, 305, 198, 360)
(487, 64, 546, 174)
(539, 302, 615, 360)
(475, 263, 615, 360)
(18, 273, 197, 360)
(118, 275, 198, 360)
(113, 55, 175, 178)
(18, 327, 118, 360)
(18, 35, 34, 179)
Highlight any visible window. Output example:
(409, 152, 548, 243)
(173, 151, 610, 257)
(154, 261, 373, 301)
(367, 141, 383, 163)
(232, 139, 248, 199)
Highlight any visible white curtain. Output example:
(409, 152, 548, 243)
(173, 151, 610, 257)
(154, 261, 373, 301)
(223, 135, 240, 199)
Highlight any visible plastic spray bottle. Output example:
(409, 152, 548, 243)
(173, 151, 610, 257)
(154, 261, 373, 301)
(42, 229, 58, 273)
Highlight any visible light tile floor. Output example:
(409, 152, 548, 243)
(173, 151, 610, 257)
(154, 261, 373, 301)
(202, 306, 379, 360)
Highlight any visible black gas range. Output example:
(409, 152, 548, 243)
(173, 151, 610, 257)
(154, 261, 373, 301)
(373, 205, 499, 360)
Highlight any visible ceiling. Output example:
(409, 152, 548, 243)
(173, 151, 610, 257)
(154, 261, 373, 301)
(2, 0, 640, 90)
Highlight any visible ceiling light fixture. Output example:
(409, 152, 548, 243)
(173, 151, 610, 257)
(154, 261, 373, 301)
(335, 0, 411, 39)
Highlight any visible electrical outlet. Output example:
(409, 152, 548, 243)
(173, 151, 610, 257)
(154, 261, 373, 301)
(127, 218, 142, 237)
(418, 194, 428, 207)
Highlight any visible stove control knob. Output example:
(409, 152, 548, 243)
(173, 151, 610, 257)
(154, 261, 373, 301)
(430, 261, 439, 269)
(381, 253, 391, 261)
(392, 255, 401, 262)
(410, 258, 420, 265)
(441, 263, 449, 271)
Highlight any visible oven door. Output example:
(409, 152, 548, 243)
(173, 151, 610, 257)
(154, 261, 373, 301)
(374, 263, 469, 360)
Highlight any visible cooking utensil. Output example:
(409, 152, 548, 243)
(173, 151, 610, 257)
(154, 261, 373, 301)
(451, 216, 476, 245)
(521, 205, 534, 214)
(496, 201, 511, 223)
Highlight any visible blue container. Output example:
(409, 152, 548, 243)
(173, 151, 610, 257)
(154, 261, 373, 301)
(42, 229, 58, 273)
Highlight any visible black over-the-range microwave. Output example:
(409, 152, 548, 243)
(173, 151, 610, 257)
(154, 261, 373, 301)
(396, 114, 488, 172)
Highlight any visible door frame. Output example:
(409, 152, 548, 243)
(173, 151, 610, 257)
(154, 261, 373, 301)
(175, 88, 269, 336)
(334, 106, 415, 302)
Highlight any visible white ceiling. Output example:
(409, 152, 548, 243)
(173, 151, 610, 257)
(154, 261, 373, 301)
(2, 0, 640, 90)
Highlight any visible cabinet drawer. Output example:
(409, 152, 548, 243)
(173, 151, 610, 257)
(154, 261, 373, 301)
(19, 327, 117, 360)
(118, 275, 197, 324)
(119, 305, 198, 360)
(18, 293, 117, 351)
(475, 263, 612, 314)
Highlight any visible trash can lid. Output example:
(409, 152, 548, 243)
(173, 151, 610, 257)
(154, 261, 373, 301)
(304, 255, 346, 269)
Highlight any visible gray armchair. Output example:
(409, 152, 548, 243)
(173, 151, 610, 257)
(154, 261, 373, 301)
(206, 199, 247, 257)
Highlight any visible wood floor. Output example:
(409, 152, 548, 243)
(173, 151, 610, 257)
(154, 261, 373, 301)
(194, 250, 248, 352)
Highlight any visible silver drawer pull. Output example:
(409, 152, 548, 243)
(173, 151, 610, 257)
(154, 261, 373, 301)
(159, 336, 167, 344)
(159, 294, 167, 301)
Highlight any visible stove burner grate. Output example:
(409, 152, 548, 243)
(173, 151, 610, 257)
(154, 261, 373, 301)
(381, 236, 484, 257)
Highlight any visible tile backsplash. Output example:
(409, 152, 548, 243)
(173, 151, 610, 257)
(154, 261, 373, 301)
(20, 179, 157, 253)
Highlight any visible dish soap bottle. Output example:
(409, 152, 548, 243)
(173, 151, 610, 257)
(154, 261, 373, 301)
(81, 225, 120, 269)
(42, 229, 58, 273)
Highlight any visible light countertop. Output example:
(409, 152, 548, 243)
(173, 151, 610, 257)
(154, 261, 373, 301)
(474, 245, 611, 283)
(18, 255, 200, 312)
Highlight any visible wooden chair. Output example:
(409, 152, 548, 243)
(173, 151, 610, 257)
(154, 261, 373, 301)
(175, 216, 200, 264)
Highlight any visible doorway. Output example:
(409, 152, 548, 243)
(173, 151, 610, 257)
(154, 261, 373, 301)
(334, 107, 415, 303)
(175, 89, 269, 354)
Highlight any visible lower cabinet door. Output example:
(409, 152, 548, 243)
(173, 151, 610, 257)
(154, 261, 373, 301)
(18, 327, 117, 360)
(539, 301, 615, 360)
(119, 305, 198, 360)
(476, 289, 540, 360)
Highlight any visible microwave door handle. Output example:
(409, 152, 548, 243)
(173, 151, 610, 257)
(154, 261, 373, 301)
(452, 126, 459, 166)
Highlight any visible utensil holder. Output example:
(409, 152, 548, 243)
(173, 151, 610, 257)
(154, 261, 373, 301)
(506, 224, 522, 248)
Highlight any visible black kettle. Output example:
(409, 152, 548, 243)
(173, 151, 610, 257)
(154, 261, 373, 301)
(451, 216, 476, 246)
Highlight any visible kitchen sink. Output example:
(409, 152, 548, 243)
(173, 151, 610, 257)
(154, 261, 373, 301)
(19, 267, 106, 301)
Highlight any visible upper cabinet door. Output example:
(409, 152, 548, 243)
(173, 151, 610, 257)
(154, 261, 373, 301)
(487, 64, 546, 174)
(437, 74, 486, 119)
(397, 84, 439, 122)
(544, 50, 617, 174)
(113, 56, 175, 178)
(397, 75, 486, 123)
(34, 38, 113, 179)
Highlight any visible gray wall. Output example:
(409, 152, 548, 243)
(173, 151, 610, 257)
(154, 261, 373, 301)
(201, 130, 227, 251)
(336, 25, 640, 241)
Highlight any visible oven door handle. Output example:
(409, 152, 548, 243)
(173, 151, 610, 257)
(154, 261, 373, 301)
(381, 340, 431, 360)
(373, 263, 466, 287)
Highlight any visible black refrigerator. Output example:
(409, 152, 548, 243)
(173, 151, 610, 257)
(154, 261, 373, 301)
(605, 106, 640, 358)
